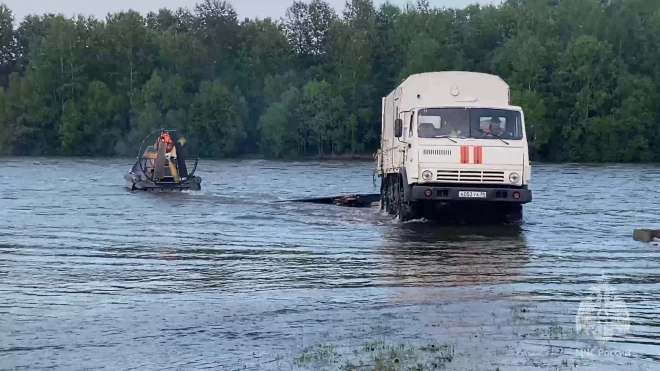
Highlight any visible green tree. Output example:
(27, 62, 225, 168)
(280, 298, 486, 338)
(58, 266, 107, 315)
(258, 87, 302, 158)
(188, 79, 248, 157)
(0, 4, 16, 88)
(1, 0, 660, 161)
(297, 80, 346, 156)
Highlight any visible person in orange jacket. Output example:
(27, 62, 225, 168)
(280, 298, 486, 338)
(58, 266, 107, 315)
(156, 132, 177, 159)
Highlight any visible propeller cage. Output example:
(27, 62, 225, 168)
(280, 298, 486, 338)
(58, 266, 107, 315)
(136, 128, 199, 184)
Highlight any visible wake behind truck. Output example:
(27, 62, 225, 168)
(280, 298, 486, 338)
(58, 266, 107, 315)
(375, 71, 534, 222)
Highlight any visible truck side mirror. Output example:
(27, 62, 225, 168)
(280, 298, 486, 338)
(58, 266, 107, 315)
(394, 119, 403, 138)
(528, 125, 537, 144)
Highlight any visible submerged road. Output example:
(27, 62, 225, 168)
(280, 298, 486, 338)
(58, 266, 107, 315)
(1, 158, 659, 370)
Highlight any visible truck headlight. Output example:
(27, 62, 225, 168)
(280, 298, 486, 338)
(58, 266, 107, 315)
(422, 170, 432, 181)
(509, 172, 520, 183)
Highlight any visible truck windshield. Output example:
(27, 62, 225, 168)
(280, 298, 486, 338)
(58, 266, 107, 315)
(417, 108, 523, 140)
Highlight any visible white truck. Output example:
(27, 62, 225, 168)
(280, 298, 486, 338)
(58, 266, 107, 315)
(375, 71, 534, 222)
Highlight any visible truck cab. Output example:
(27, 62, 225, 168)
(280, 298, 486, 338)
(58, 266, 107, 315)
(377, 72, 533, 222)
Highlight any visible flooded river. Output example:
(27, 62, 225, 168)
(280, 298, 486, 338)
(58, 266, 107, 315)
(1, 158, 660, 370)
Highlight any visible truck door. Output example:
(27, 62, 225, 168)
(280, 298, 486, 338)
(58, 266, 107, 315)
(399, 110, 412, 151)
(403, 110, 418, 180)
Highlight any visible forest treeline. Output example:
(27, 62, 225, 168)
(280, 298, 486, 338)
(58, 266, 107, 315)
(1, 0, 660, 161)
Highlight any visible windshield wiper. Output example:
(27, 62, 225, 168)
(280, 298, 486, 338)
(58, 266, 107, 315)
(433, 135, 457, 143)
(478, 130, 509, 145)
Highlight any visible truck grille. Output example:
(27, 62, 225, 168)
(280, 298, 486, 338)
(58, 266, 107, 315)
(436, 170, 505, 182)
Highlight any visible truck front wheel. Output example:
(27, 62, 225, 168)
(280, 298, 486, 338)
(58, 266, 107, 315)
(505, 204, 523, 223)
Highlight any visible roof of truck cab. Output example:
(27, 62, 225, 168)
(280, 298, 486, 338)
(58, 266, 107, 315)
(391, 71, 512, 108)
(398, 71, 508, 86)
(412, 103, 523, 111)
(402, 70, 507, 79)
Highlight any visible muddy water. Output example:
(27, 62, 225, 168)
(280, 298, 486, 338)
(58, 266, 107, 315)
(1, 158, 659, 370)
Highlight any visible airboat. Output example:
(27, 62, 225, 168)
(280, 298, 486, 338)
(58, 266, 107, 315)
(124, 128, 202, 192)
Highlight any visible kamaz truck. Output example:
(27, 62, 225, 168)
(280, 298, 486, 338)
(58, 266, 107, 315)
(375, 71, 534, 222)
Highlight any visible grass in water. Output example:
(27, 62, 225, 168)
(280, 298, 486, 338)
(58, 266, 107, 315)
(293, 340, 456, 370)
(294, 344, 339, 366)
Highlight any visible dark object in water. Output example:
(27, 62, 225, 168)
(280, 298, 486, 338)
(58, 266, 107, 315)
(285, 194, 380, 208)
(633, 229, 660, 243)
(125, 128, 202, 192)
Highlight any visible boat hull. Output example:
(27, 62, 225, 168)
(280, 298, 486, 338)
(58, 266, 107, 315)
(124, 172, 202, 192)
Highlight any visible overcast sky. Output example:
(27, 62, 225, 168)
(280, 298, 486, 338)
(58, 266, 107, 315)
(3, 0, 501, 23)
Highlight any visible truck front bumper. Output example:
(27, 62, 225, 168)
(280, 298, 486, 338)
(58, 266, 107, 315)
(410, 185, 532, 203)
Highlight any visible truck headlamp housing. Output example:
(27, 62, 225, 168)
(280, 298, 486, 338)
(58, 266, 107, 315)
(422, 170, 432, 181)
(509, 172, 520, 183)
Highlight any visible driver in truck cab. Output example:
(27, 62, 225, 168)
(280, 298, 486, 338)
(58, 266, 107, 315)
(483, 117, 504, 136)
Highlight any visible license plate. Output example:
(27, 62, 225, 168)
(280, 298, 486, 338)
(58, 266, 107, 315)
(458, 191, 487, 198)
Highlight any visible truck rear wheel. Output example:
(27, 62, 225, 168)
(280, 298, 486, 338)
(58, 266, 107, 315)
(379, 179, 385, 211)
(380, 177, 394, 214)
(380, 175, 418, 221)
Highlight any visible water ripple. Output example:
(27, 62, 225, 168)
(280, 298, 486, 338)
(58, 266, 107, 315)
(0, 158, 659, 370)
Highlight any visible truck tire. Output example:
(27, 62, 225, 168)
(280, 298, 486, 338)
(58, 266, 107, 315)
(379, 179, 385, 211)
(380, 176, 394, 215)
(389, 176, 397, 215)
(506, 204, 523, 223)
(391, 176, 400, 216)
(381, 177, 389, 213)
(396, 175, 418, 222)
